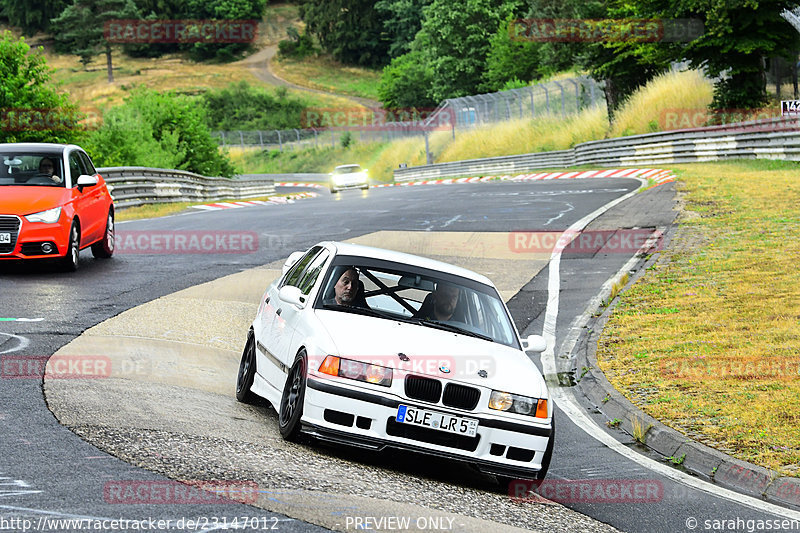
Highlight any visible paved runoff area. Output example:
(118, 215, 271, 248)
(45, 232, 615, 533)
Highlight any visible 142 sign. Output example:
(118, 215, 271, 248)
(782, 100, 800, 115)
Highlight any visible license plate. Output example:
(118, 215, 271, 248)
(0, 233, 10, 244)
(396, 405, 478, 437)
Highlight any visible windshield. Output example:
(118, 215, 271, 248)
(315, 257, 520, 349)
(333, 165, 362, 174)
(0, 153, 66, 187)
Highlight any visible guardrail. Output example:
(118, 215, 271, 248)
(98, 167, 276, 209)
(394, 116, 800, 181)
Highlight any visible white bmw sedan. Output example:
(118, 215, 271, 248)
(236, 241, 554, 483)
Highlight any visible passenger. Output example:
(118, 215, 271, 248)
(415, 282, 461, 321)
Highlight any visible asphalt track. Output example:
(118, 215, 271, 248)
(1, 179, 794, 532)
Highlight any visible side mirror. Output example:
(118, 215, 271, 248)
(278, 285, 306, 308)
(282, 251, 305, 275)
(76, 174, 98, 190)
(522, 334, 547, 353)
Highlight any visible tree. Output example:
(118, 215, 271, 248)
(0, 31, 83, 144)
(378, 47, 437, 107)
(50, 0, 140, 83)
(183, 0, 266, 61)
(419, 0, 524, 101)
(300, 0, 390, 67)
(374, 0, 433, 58)
(0, 0, 69, 35)
(655, 0, 799, 109)
(481, 16, 542, 92)
(590, 0, 800, 110)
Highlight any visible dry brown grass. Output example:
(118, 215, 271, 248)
(597, 159, 800, 474)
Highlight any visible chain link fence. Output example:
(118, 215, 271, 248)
(429, 76, 603, 130)
(213, 76, 605, 151)
(212, 125, 431, 151)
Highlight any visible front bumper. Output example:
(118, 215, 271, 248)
(331, 175, 368, 190)
(303, 377, 552, 479)
(0, 215, 69, 260)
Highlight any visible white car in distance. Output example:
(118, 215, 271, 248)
(329, 164, 369, 193)
(236, 241, 554, 484)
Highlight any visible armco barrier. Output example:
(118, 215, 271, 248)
(98, 167, 277, 209)
(394, 116, 800, 181)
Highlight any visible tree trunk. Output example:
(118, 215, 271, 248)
(106, 42, 114, 83)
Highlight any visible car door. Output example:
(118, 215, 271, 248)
(68, 150, 104, 243)
(79, 150, 109, 235)
(260, 247, 328, 386)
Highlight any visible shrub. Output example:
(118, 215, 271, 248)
(86, 87, 235, 177)
(202, 81, 306, 131)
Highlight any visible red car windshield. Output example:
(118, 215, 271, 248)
(1, 153, 66, 187)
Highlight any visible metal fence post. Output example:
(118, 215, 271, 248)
(543, 86, 550, 114)
(277, 130, 282, 152)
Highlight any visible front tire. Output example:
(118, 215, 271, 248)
(91, 210, 114, 259)
(61, 221, 80, 272)
(278, 350, 307, 441)
(236, 329, 257, 403)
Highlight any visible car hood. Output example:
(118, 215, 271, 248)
(314, 309, 547, 398)
(0, 186, 72, 215)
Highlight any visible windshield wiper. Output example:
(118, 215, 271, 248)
(410, 318, 493, 342)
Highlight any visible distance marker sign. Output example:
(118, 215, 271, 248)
(782, 100, 800, 115)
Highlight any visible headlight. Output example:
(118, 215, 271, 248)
(489, 390, 548, 418)
(318, 355, 392, 386)
(25, 207, 62, 224)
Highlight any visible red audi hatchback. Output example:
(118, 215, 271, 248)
(0, 143, 115, 271)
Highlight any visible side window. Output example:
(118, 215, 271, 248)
(79, 151, 96, 175)
(68, 152, 85, 185)
(297, 251, 329, 295)
(281, 247, 322, 288)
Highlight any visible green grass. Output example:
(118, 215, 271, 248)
(597, 159, 800, 475)
(272, 54, 382, 101)
(229, 142, 391, 178)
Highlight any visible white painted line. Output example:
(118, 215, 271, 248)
(539, 179, 796, 518)
(0, 332, 29, 355)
